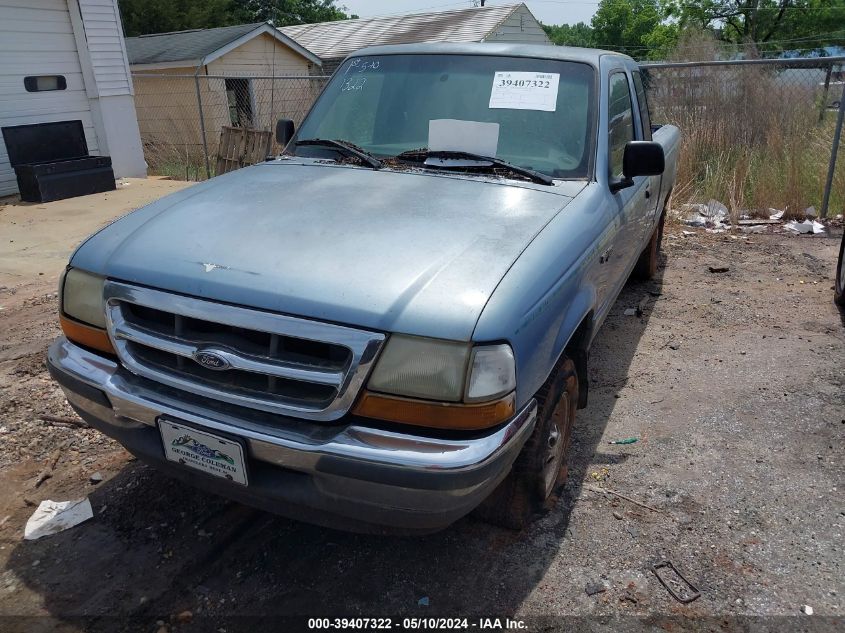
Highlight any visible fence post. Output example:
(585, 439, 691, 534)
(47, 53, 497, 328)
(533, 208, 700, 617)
(193, 74, 212, 180)
(821, 81, 845, 219)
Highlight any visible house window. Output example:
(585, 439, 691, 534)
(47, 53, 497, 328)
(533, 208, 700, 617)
(24, 75, 67, 92)
(225, 78, 253, 127)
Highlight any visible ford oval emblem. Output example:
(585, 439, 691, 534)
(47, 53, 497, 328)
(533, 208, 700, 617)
(193, 351, 231, 371)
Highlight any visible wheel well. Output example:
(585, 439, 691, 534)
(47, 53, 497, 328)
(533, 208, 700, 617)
(564, 313, 592, 409)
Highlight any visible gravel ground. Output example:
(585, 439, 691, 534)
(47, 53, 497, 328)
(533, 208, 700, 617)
(0, 212, 842, 632)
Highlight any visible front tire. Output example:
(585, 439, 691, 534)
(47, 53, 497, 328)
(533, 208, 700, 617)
(474, 357, 579, 529)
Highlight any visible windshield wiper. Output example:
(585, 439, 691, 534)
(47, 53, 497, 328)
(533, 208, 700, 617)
(294, 139, 382, 170)
(395, 149, 553, 186)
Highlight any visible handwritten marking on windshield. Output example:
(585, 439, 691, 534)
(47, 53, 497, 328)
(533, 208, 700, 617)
(345, 59, 380, 75)
(342, 76, 367, 92)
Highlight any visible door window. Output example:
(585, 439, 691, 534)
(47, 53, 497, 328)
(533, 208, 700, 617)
(608, 72, 634, 181)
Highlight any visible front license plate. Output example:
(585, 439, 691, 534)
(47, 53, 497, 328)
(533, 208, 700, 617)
(158, 419, 248, 486)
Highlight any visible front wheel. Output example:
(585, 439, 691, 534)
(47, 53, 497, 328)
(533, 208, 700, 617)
(474, 356, 579, 529)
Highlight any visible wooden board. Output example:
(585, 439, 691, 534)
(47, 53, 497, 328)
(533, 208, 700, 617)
(215, 126, 272, 176)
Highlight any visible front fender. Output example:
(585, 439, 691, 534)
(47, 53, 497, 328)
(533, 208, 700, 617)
(473, 185, 608, 408)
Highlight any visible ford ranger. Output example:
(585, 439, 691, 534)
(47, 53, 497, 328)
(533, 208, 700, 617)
(47, 44, 680, 533)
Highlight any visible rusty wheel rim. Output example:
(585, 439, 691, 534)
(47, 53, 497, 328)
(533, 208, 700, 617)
(541, 392, 569, 499)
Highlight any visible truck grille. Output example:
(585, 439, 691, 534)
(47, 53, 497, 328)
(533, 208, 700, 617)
(103, 281, 385, 421)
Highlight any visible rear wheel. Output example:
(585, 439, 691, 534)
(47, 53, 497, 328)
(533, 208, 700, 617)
(474, 356, 579, 529)
(632, 211, 665, 281)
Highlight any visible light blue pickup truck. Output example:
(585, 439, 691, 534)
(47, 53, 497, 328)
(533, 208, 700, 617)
(48, 44, 679, 533)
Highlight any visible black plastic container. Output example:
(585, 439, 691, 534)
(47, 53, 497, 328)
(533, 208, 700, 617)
(1, 120, 115, 202)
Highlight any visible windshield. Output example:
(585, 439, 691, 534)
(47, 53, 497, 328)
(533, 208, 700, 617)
(294, 54, 596, 179)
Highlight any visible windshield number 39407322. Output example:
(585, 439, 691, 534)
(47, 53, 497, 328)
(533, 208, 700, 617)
(498, 79, 551, 88)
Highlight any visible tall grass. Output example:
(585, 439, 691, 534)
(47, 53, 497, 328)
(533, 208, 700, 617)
(646, 35, 844, 219)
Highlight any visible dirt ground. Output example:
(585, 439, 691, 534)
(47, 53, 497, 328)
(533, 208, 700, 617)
(0, 182, 842, 632)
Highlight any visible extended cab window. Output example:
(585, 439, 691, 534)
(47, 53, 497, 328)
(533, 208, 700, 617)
(632, 71, 652, 141)
(608, 72, 634, 181)
(295, 54, 596, 179)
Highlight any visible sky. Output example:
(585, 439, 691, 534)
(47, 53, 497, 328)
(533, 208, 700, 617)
(338, 1, 598, 27)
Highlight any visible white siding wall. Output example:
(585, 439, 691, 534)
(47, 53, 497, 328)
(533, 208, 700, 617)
(483, 6, 551, 45)
(0, 0, 99, 195)
(77, 0, 133, 96)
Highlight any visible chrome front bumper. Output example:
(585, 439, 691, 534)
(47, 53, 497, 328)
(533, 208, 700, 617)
(47, 337, 537, 533)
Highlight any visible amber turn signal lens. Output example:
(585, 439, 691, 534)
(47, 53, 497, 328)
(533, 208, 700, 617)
(353, 391, 515, 430)
(60, 314, 116, 355)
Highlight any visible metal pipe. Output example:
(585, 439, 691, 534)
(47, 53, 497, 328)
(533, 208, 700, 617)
(194, 61, 212, 180)
(821, 81, 845, 219)
(641, 56, 845, 70)
(132, 73, 331, 80)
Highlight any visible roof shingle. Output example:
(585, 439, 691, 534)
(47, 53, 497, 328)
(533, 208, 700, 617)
(280, 3, 524, 62)
(126, 23, 267, 66)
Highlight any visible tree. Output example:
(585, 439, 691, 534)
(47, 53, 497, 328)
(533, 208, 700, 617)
(542, 22, 594, 48)
(591, 0, 678, 59)
(118, 0, 351, 37)
(662, 0, 845, 54)
(234, 0, 350, 25)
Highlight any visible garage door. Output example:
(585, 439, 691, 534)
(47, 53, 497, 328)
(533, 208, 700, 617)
(0, 0, 100, 196)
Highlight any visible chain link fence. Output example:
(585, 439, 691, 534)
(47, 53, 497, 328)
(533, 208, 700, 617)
(131, 57, 845, 217)
(642, 56, 845, 218)
(132, 74, 328, 181)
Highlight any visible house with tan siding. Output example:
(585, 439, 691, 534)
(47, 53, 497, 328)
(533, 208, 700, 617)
(126, 22, 323, 168)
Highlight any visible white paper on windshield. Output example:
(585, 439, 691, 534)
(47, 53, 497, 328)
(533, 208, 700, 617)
(428, 119, 500, 157)
(489, 71, 560, 111)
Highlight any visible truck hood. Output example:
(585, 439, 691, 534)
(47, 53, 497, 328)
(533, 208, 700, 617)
(72, 161, 582, 341)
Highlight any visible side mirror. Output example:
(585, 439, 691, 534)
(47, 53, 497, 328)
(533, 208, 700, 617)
(623, 141, 665, 178)
(275, 119, 295, 147)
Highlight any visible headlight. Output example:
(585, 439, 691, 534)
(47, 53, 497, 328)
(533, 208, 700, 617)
(366, 335, 515, 403)
(367, 335, 470, 402)
(61, 268, 106, 328)
(465, 344, 516, 402)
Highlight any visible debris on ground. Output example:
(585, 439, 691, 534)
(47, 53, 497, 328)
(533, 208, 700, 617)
(802, 605, 814, 615)
(418, 597, 430, 606)
(652, 561, 701, 603)
(785, 220, 825, 234)
(608, 438, 638, 445)
(31, 444, 66, 489)
(174, 610, 193, 623)
(612, 511, 624, 520)
(39, 414, 88, 429)
(769, 208, 785, 220)
(24, 498, 93, 540)
(89, 472, 103, 485)
(584, 484, 661, 513)
(585, 580, 610, 596)
(681, 200, 730, 231)
(708, 265, 730, 274)
(623, 308, 637, 316)
(741, 224, 767, 234)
